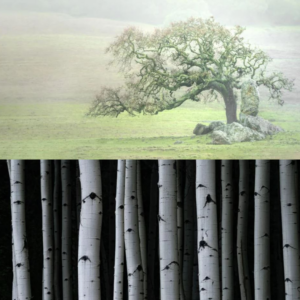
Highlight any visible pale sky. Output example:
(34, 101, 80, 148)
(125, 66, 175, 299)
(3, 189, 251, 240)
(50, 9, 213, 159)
(0, 0, 299, 26)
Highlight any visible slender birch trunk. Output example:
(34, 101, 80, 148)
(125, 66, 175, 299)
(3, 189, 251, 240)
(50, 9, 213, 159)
(61, 160, 72, 300)
(137, 161, 147, 300)
(124, 160, 143, 299)
(11, 160, 32, 300)
(113, 160, 125, 300)
(237, 160, 252, 300)
(254, 160, 270, 299)
(221, 160, 234, 299)
(182, 160, 195, 300)
(192, 214, 199, 300)
(53, 161, 62, 300)
(158, 160, 179, 300)
(147, 163, 159, 300)
(196, 160, 220, 300)
(176, 161, 185, 300)
(78, 160, 102, 300)
(280, 160, 300, 300)
(76, 162, 81, 232)
(7, 160, 18, 300)
(41, 160, 54, 299)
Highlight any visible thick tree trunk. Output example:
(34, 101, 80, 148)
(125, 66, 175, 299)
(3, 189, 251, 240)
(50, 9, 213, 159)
(280, 160, 300, 300)
(158, 160, 179, 300)
(124, 160, 143, 299)
(41, 160, 54, 300)
(11, 160, 32, 300)
(237, 161, 252, 300)
(61, 160, 73, 300)
(223, 87, 238, 124)
(221, 160, 234, 300)
(196, 160, 220, 300)
(113, 160, 125, 300)
(254, 160, 271, 299)
(78, 160, 102, 300)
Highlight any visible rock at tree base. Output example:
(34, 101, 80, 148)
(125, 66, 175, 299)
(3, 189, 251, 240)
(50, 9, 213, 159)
(211, 122, 265, 144)
(211, 131, 231, 145)
(240, 80, 260, 116)
(239, 113, 284, 135)
(208, 121, 225, 131)
(193, 123, 211, 135)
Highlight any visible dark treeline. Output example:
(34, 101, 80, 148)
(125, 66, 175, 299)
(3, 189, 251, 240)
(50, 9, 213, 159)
(0, 160, 299, 299)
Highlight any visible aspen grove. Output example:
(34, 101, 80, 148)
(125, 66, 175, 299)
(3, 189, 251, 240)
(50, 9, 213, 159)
(0, 160, 299, 300)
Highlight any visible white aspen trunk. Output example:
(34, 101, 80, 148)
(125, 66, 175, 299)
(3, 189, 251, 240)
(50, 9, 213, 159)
(11, 160, 32, 300)
(254, 160, 271, 299)
(237, 160, 252, 300)
(61, 160, 73, 300)
(192, 220, 199, 300)
(137, 161, 147, 300)
(76, 162, 81, 232)
(124, 160, 143, 300)
(41, 160, 54, 299)
(158, 160, 179, 300)
(196, 160, 220, 300)
(8, 160, 18, 300)
(53, 161, 61, 300)
(176, 161, 185, 300)
(280, 160, 300, 300)
(221, 160, 234, 300)
(113, 160, 125, 300)
(78, 160, 102, 300)
(182, 161, 195, 300)
(147, 163, 159, 300)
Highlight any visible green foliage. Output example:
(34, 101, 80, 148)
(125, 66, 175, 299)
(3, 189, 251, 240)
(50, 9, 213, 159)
(88, 17, 293, 118)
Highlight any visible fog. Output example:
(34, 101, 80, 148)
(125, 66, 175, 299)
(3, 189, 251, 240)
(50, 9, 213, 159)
(0, 0, 300, 26)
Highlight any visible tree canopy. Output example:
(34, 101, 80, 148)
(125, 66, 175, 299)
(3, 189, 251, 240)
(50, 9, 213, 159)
(88, 17, 294, 123)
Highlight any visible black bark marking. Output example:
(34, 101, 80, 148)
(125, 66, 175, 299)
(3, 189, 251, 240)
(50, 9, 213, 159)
(126, 228, 134, 233)
(285, 278, 293, 282)
(283, 244, 296, 249)
(198, 239, 218, 252)
(16, 263, 24, 267)
(78, 255, 91, 263)
(157, 215, 166, 222)
(203, 194, 216, 208)
(197, 184, 207, 189)
(13, 201, 23, 205)
(82, 192, 102, 203)
(161, 261, 179, 271)
(261, 266, 270, 270)
(254, 192, 261, 196)
(240, 191, 246, 196)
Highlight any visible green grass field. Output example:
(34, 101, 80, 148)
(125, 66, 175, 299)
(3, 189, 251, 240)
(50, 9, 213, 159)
(0, 12, 300, 159)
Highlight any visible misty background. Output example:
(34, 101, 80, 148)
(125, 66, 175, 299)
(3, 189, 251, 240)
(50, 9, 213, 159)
(1, 0, 300, 26)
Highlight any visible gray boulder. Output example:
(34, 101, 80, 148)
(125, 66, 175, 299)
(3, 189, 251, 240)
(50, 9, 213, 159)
(193, 123, 211, 135)
(239, 113, 284, 135)
(240, 79, 260, 116)
(208, 121, 225, 131)
(213, 122, 265, 144)
(211, 130, 231, 145)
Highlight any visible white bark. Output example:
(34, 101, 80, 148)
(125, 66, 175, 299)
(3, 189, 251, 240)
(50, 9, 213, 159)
(8, 160, 18, 300)
(11, 160, 32, 300)
(196, 160, 220, 300)
(137, 161, 147, 300)
(61, 160, 72, 300)
(280, 160, 300, 300)
(113, 160, 125, 300)
(41, 160, 54, 299)
(254, 160, 271, 299)
(78, 160, 102, 300)
(158, 160, 179, 300)
(182, 161, 195, 300)
(221, 160, 234, 299)
(53, 160, 61, 300)
(176, 161, 185, 300)
(124, 160, 143, 300)
(237, 161, 252, 300)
